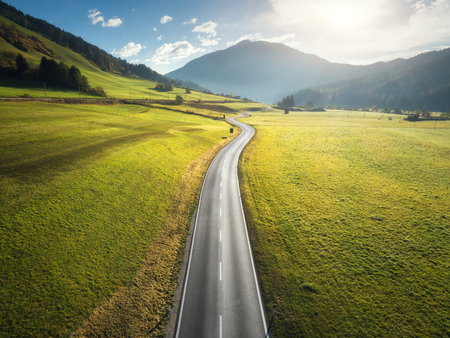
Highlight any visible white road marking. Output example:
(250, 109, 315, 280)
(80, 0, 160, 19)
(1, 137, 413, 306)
(220, 315, 223, 338)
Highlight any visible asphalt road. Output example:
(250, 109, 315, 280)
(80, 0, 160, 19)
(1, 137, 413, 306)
(174, 111, 267, 338)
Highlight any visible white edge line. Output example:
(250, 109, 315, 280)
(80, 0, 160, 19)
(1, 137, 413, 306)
(234, 124, 269, 334)
(175, 144, 223, 338)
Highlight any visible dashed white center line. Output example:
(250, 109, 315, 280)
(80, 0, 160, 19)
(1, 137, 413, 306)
(219, 262, 222, 281)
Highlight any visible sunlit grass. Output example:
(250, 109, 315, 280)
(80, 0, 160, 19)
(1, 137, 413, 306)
(240, 109, 450, 337)
(0, 101, 234, 337)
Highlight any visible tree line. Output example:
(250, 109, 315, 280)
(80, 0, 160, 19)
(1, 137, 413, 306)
(5, 51, 106, 96)
(277, 95, 295, 107)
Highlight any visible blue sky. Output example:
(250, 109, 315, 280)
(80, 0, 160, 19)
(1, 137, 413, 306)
(5, 0, 450, 74)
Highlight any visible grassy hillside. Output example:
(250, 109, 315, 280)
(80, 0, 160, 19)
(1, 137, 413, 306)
(240, 110, 450, 337)
(0, 15, 224, 101)
(0, 101, 241, 337)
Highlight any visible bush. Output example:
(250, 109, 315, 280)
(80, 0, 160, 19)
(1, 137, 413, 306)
(175, 95, 183, 105)
(91, 86, 107, 97)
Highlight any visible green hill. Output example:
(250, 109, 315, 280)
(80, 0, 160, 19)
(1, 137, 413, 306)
(0, 12, 208, 100)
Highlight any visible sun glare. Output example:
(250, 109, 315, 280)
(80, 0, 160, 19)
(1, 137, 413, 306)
(331, 9, 358, 27)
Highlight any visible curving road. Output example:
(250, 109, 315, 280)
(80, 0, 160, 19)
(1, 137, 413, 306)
(174, 110, 268, 338)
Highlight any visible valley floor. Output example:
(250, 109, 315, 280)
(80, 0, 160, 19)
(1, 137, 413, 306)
(240, 109, 450, 337)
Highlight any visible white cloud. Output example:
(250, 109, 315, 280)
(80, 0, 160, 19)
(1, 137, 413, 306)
(157, 35, 163, 41)
(193, 21, 220, 46)
(88, 9, 104, 25)
(227, 33, 263, 46)
(132, 9, 135, 12)
(192, 21, 218, 37)
(130, 59, 139, 63)
(226, 33, 301, 48)
(88, 9, 122, 27)
(102, 17, 122, 27)
(263, 34, 296, 44)
(153, 27, 158, 31)
(111, 42, 145, 58)
(161, 15, 173, 24)
(148, 41, 206, 65)
(184, 18, 198, 25)
(199, 37, 221, 47)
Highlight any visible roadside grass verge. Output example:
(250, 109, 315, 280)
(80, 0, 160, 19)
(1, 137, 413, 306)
(240, 109, 450, 337)
(0, 101, 237, 337)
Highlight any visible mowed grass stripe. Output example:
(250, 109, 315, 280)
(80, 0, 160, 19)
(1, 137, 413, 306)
(240, 110, 450, 337)
(0, 102, 234, 337)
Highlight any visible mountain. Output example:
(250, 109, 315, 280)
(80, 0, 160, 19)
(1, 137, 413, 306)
(289, 48, 450, 112)
(167, 40, 450, 105)
(166, 40, 354, 102)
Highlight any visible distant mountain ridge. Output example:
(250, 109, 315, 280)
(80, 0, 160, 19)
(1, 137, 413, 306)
(167, 40, 450, 108)
(290, 50, 450, 112)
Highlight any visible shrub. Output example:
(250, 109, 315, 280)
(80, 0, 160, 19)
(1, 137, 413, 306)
(175, 95, 183, 105)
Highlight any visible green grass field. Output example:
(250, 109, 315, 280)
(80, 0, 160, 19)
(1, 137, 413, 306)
(0, 101, 238, 337)
(240, 109, 450, 337)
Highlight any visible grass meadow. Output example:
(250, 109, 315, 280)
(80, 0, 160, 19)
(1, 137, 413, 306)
(240, 109, 450, 337)
(0, 101, 238, 337)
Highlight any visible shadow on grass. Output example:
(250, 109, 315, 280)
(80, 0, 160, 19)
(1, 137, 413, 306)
(0, 131, 166, 179)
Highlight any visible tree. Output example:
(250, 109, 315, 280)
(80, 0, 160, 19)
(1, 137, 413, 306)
(175, 95, 183, 104)
(185, 88, 191, 94)
(68, 65, 81, 88)
(372, 105, 377, 112)
(15, 53, 29, 74)
(419, 108, 430, 117)
(307, 101, 313, 109)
